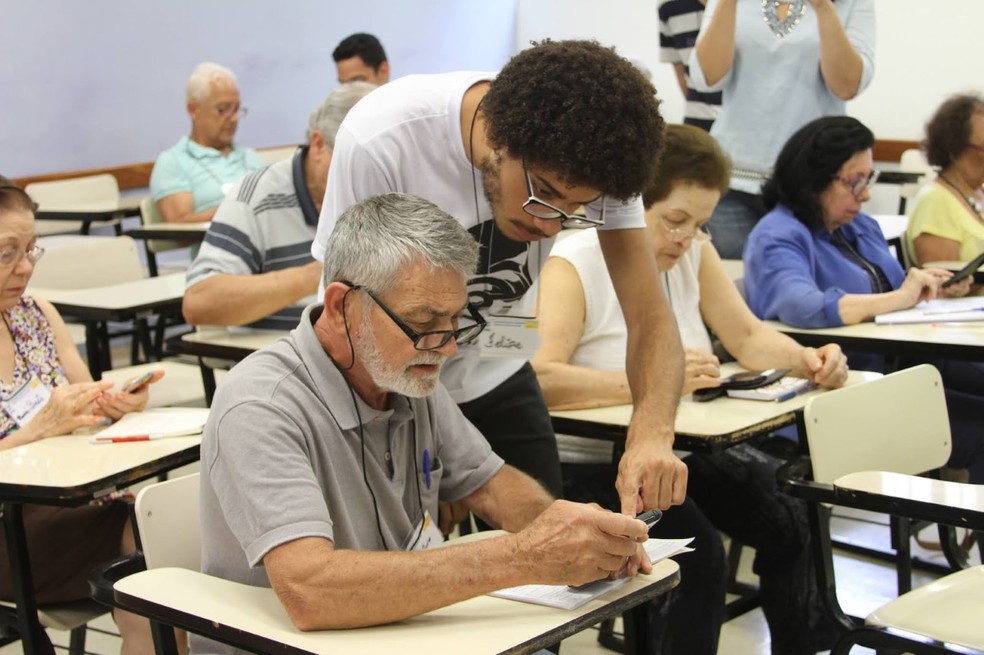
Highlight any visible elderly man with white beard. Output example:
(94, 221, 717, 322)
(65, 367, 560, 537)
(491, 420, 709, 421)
(194, 193, 655, 655)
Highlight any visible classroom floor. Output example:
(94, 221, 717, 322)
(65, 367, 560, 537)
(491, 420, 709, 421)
(6, 507, 974, 655)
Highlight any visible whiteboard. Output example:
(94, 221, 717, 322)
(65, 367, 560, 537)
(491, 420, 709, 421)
(0, 0, 517, 177)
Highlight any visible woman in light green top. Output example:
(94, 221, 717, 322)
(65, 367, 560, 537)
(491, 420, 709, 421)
(907, 93, 984, 269)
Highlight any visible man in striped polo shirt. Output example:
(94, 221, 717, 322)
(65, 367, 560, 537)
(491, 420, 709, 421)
(658, 0, 722, 131)
(183, 82, 376, 331)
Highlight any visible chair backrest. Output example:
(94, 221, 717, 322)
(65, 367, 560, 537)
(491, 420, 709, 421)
(134, 473, 201, 570)
(139, 195, 186, 254)
(898, 148, 934, 213)
(29, 235, 145, 289)
(24, 174, 120, 210)
(803, 364, 951, 484)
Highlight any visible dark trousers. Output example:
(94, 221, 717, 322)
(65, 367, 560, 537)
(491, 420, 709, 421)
(562, 462, 726, 655)
(458, 362, 563, 499)
(687, 444, 840, 655)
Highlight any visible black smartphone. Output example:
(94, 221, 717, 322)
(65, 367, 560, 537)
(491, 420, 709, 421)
(637, 509, 662, 529)
(940, 250, 984, 289)
(720, 368, 789, 390)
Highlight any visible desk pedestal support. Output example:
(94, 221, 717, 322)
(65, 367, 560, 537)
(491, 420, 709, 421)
(4, 504, 55, 655)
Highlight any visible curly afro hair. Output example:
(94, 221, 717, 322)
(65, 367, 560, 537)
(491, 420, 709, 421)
(482, 40, 665, 201)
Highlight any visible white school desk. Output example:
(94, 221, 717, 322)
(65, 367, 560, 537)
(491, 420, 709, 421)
(113, 560, 680, 655)
(124, 221, 210, 242)
(767, 320, 984, 362)
(0, 428, 202, 655)
(34, 197, 142, 236)
(551, 365, 881, 453)
(29, 273, 186, 377)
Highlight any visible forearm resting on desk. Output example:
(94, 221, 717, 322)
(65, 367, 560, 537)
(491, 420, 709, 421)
(531, 360, 631, 410)
(183, 264, 321, 326)
(157, 194, 218, 224)
(264, 500, 649, 630)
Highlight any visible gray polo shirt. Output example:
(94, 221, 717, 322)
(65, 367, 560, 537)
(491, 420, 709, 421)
(199, 303, 503, 591)
(185, 148, 319, 330)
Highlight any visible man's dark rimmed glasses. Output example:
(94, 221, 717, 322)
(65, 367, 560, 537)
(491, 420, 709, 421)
(522, 159, 605, 229)
(342, 281, 487, 351)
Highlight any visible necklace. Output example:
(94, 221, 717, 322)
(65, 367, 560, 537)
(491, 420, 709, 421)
(762, 0, 806, 38)
(937, 172, 984, 221)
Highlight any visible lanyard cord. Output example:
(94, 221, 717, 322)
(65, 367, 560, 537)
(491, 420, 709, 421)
(332, 291, 425, 550)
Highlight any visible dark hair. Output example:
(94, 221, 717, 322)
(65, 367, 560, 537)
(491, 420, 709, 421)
(761, 116, 874, 229)
(642, 124, 731, 208)
(482, 39, 665, 201)
(332, 33, 387, 70)
(0, 176, 38, 214)
(923, 93, 984, 169)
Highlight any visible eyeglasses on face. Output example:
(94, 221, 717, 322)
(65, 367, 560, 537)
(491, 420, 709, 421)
(659, 216, 712, 243)
(342, 281, 487, 351)
(966, 142, 984, 154)
(832, 169, 879, 198)
(211, 104, 247, 119)
(0, 244, 44, 268)
(522, 160, 605, 229)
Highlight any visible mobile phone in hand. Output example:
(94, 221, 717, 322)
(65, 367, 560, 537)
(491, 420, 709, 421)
(121, 370, 155, 393)
(637, 509, 662, 530)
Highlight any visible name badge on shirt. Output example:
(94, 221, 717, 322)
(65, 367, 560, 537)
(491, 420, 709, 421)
(405, 510, 444, 551)
(476, 316, 541, 359)
(3, 374, 51, 428)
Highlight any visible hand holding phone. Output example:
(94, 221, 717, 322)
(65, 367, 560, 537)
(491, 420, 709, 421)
(940, 250, 984, 289)
(637, 509, 662, 530)
(120, 370, 155, 394)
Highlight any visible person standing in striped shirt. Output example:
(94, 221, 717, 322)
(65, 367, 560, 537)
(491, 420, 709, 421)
(658, 0, 722, 132)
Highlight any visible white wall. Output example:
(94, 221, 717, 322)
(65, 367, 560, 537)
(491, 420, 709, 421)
(516, 0, 984, 143)
(0, 0, 517, 177)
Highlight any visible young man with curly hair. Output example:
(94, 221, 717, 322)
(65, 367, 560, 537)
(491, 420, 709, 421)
(312, 40, 685, 525)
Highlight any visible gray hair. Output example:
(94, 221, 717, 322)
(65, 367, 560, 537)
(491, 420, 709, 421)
(322, 193, 479, 294)
(306, 82, 377, 147)
(186, 62, 237, 103)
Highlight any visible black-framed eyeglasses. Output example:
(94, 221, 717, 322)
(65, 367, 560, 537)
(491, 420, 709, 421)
(0, 244, 44, 268)
(342, 281, 487, 351)
(832, 169, 879, 198)
(522, 159, 605, 229)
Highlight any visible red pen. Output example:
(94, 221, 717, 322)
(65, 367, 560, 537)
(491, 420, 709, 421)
(90, 434, 168, 445)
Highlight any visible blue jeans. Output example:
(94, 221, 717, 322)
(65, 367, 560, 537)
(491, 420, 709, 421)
(708, 190, 767, 260)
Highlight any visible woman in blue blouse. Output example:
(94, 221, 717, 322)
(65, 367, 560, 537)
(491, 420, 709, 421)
(744, 115, 984, 497)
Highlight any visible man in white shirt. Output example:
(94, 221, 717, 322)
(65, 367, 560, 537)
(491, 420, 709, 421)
(313, 40, 686, 518)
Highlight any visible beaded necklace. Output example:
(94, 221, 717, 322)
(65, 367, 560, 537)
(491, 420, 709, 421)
(937, 172, 984, 222)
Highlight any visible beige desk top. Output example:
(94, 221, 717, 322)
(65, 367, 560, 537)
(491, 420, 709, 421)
(0, 424, 202, 492)
(35, 196, 142, 215)
(29, 273, 185, 313)
(767, 319, 984, 361)
(835, 471, 984, 515)
(0, 415, 202, 505)
(176, 326, 288, 362)
(551, 365, 880, 451)
(115, 559, 680, 655)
